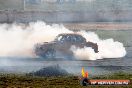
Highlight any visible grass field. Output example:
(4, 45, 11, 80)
(0, 72, 131, 88)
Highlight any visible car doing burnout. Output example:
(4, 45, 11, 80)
(34, 33, 98, 59)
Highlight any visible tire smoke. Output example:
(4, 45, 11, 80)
(71, 32, 126, 60)
(0, 21, 126, 60)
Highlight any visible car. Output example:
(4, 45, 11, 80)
(34, 33, 98, 59)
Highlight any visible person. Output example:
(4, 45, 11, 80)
(80, 77, 91, 86)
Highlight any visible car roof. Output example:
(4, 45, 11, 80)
(58, 33, 82, 36)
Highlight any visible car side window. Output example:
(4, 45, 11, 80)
(76, 36, 84, 42)
(71, 35, 85, 43)
(62, 35, 72, 42)
(56, 34, 86, 43)
(66, 35, 71, 41)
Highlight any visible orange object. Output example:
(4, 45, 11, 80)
(81, 67, 88, 78)
(85, 71, 88, 78)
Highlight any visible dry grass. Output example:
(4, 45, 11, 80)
(0, 72, 131, 88)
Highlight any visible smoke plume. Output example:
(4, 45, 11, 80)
(71, 31, 126, 60)
(0, 21, 126, 60)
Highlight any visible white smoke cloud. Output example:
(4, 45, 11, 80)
(71, 31, 126, 60)
(0, 21, 72, 57)
(71, 46, 99, 60)
(0, 21, 126, 60)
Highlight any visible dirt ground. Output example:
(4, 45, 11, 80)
(64, 23, 132, 30)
